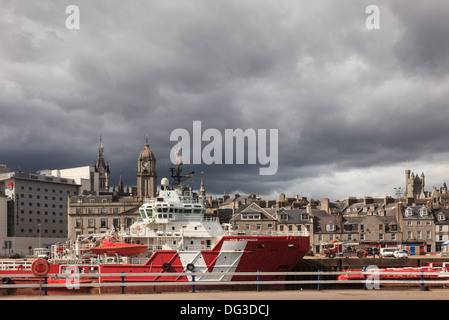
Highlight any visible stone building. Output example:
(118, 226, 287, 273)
(399, 204, 435, 253)
(434, 209, 449, 252)
(67, 194, 141, 239)
(95, 136, 110, 194)
(136, 137, 157, 198)
(231, 203, 277, 235)
(68, 137, 158, 238)
(405, 170, 426, 199)
(312, 209, 341, 254)
(277, 207, 313, 236)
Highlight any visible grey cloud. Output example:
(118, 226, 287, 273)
(1, 0, 449, 200)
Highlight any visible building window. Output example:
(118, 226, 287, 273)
(405, 208, 413, 217)
(88, 219, 95, 227)
(420, 207, 428, 217)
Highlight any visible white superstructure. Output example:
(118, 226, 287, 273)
(126, 170, 226, 252)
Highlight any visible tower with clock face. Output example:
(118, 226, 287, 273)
(137, 137, 157, 198)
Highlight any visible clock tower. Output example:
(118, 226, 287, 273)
(137, 137, 157, 198)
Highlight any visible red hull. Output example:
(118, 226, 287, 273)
(90, 235, 310, 282)
(1, 235, 309, 294)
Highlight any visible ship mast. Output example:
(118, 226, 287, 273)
(170, 140, 194, 189)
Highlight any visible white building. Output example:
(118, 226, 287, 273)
(38, 166, 100, 194)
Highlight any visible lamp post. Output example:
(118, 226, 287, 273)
(38, 224, 42, 248)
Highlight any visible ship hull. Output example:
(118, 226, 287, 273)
(99, 235, 310, 282)
(1, 235, 309, 295)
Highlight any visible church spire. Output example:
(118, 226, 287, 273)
(96, 135, 110, 193)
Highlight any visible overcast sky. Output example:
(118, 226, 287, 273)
(1, 0, 449, 201)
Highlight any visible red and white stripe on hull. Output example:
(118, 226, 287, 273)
(117, 235, 310, 282)
(178, 238, 248, 281)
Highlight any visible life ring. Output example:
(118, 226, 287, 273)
(162, 263, 171, 271)
(186, 263, 195, 271)
(1, 277, 10, 284)
(31, 258, 51, 277)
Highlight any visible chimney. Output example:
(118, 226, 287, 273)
(384, 196, 394, 207)
(306, 202, 312, 214)
(347, 196, 357, 207)
(395, 201, 404, 222)
(321, 198, 330, 213)
(364, 196, 374, 205)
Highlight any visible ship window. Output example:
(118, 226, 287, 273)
(139, 209, 146, 219)
(162, 208, 168, 213)
(145, 209, 152, 218)
(194, 209, 201, 214)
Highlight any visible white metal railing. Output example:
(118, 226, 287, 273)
(224, 230, 309, 237)
(0, 261, 32, 271)
(1, 270, 447, 294)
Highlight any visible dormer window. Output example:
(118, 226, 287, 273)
(438, 214, 446, 222)
(405, 208, 413, 217)
(242, 214, 260, 220)
(420, 207, 428, 217)
(326, 224, 336, 232)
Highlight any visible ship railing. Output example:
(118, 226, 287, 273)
(0, 260, 32, 271)
(224, 230, 309, 237)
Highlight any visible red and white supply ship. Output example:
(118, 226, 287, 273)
(0, 162, 310, 293)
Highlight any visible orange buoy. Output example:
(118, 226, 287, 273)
(31, 258, 51, 277)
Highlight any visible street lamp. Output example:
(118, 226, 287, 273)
(394, 187, 404, 199)
(38, 224, 42, 248)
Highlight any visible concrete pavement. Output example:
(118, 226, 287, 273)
(1, 288, 449, 300)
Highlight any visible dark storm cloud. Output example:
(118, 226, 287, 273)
(1, 0, 449, 200)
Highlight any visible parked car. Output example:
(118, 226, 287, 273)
(8, 253, 21, 259)
(393, 250, 408, 258)
(380, 248, 397, 257)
